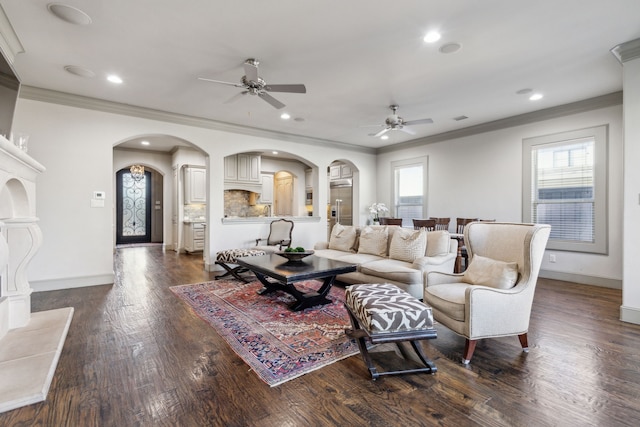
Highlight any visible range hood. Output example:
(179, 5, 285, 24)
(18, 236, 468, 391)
(224, 182, 262, 193)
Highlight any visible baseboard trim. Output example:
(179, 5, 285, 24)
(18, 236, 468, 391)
(30, 273, 114, 292)
(620, 306, 640, 325)
(539, 269, 621, 289)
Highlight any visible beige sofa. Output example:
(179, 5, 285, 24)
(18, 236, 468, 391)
(314, 224, 457, 299)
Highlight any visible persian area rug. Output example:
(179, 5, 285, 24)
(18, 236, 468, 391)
(170, 279, 359, 387)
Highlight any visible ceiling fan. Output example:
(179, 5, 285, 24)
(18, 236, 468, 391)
(198, 58, 306, 109)
(369, 105, 433, 137)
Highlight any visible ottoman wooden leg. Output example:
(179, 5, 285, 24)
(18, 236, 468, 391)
(214, 262, 250, 282)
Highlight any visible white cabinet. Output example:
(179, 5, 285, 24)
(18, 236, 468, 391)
(260, 174, 274, 204)
(329, 163, 352, 180)
(225, 153, 261, 184)
(184, 166, 206, 204)
(184, 222, 205, 252)
(305, 169, 312, 189)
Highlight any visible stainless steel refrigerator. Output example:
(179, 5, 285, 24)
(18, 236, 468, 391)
(329, 179, 353, 234)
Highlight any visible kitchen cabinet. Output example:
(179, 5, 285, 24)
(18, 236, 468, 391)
(260, 174, 274, 203)
(329, 163, 352, 180)
(224, 153, 261, 184)
(184, 222, 205, 252)
(184, 166, 206, 204)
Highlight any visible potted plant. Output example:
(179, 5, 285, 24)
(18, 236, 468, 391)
(368, 202, 388, 225)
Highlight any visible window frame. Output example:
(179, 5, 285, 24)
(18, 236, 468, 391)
(391, 156, 428, 227)
(522, 125, 608, 254)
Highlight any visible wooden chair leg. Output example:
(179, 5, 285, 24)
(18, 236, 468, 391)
(518, 333, 529, 352)
(462, 339, 477, 364)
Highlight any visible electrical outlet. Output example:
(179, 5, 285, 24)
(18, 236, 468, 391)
(549, 254, 556, 263)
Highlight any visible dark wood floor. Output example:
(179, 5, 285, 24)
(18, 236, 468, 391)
(2, 246, 640, 426)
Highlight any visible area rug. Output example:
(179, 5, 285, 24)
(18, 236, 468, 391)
(170, 279, 359, 387)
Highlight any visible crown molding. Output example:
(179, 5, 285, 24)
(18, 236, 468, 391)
(378, 91, 623, 154)
(18, 85, 376, 155)
(0, 4, 24, 64)
(611, 38, 640, 64)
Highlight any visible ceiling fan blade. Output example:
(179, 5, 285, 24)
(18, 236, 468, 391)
(243, 59, 259, 84)
(258, 92, 285, 109)
(374, 127, 391, 138)
(198, 77, 244, 88)
(265, 84, 307, 94)
(223, 91, 248, 104)
(404, 118, 433, 126)
(399, 126, 416, 135)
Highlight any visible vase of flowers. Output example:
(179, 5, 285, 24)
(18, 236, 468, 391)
(368, 202, 388, 225)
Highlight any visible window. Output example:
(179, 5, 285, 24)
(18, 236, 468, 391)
(391, 157, 428, 227)
(522, 126, 607, 254)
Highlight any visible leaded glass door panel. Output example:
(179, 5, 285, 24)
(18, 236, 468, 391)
(116, 168, 151, 244)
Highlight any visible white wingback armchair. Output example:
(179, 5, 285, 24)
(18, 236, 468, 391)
(424, 222, 551, 364)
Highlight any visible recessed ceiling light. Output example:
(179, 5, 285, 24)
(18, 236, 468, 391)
(280, 113, 290, 120)
(272, 151, 279, 155)
(380, 135, 389, 140)
(423, 31, 441, 43)
(529, 93, 544, 101)
(439, 42, 462, 54)
(107, 74, 123, 84)
(64, 65, 95, 78)
(47, 3, 92, 25)
(141, 140, 150, 146)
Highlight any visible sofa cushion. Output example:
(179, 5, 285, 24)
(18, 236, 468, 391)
(357, 226, 389, 256)
(462, 255, 518, 289)
(426, 230, 451, 256)
(424, 283, 470, 322)
(312, 248, 353, 262)
(328, 224, 357, 252)
(389, 228, 427, 262)
(359, 259, 423, 284)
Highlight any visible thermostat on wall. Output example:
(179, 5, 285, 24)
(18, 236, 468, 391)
(93, 191, 105, 199)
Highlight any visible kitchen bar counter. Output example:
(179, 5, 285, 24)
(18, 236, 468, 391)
(221, 216, 321, 224)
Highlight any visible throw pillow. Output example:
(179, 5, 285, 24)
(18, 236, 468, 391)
(328, 224, 357, 252)
(357, 226, 389, 256)
(426, 230, 450, 256)
(388, 228, 427, 262)
(462, 255, 518, 290)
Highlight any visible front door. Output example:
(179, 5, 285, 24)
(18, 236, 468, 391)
(116, 168, 152, 244)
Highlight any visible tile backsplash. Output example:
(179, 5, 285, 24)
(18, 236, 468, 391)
(224, 190, 267, 217)
(184, 204, 205, 220)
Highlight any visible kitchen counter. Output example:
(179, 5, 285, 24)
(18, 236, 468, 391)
(221, 216, 321, 224)
(183, 218, 206, 224)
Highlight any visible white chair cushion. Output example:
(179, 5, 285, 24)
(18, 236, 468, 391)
(328, 224, 357, 252)
(426, 230, 451, 256)
(462, 255, 518, 289)
(357, 226, 389, 256)
(389, 228, 427, 262)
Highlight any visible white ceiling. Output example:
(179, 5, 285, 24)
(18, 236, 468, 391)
(2, 0, 639, 152)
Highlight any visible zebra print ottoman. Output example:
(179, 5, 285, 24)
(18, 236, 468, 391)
(215, 248, 266, 282)
(344, 283, 437, 379)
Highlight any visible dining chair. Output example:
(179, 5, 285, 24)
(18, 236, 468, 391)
(455, 218, 478, 272)
(429, 217, 450, 231)
(413, 219, 436, 231)
(379, 217, 403, 226)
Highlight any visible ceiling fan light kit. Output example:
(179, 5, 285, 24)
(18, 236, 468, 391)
(372, 105, 433, 138)
(199, 58, 306, 109)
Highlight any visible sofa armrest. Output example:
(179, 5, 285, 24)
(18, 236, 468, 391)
(314, 241, 329, 250)
(413, 253, 456, 269)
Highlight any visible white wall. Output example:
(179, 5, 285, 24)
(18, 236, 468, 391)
(377, 104, 624, 285)
(622, 57, 640, 321)
(12, 98, 377, 290)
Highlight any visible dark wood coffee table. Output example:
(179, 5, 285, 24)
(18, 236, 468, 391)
(235, 253, 357, 311)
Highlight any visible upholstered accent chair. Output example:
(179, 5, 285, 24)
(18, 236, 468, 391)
(255, 218, 294, 253)
(424, 222, 551, 364)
